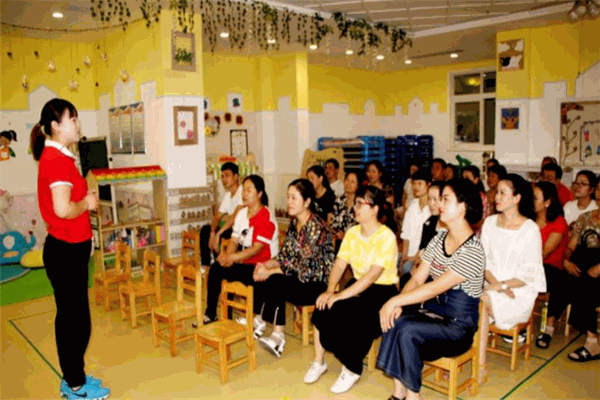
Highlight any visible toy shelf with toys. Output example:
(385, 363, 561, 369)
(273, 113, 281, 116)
(86, 165, 169, 273)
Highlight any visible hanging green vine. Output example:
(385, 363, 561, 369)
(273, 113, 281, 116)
(170, 0, 195, 33)
(140, 0, 162, 28)
(89, 0, 131, 30)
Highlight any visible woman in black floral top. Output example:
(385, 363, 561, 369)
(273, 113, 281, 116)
(254, 178, 335, 357)
(331, 171, 362, 245)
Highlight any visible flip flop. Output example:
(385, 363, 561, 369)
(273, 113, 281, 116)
(568, 346, 600, 362)
(536, 333, 552, 349)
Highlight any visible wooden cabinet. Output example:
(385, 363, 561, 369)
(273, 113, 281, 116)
(86, 166, 169, 272)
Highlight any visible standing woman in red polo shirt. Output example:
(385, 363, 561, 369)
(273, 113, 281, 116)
(30, 99, 111, 400)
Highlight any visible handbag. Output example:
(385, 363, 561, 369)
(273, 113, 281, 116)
(569, 229, 600, 272)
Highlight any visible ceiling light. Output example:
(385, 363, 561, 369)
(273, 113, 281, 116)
(52, 11, 64, 19)
(589, 1, 600, 16)
(346, 49, 353, 55)
(450, 53, 459, 58)
(309, 44, 318, 50)
(405, 59, 412, 65)
(376, 55, 384, 60)
(567, 1, 600, 21)
(575, 1, 588, 16)
(267, 38, 276, 44)
(220, 32, 229, 38)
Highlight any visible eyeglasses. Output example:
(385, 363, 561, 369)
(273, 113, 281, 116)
(354, 200, 373, 208)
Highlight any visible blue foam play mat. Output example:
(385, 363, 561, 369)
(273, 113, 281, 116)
(0, 264, 31, 284)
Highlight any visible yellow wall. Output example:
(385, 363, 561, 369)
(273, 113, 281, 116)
(498, 18, 600, 99)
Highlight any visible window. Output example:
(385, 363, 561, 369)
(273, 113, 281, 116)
(450, 70, 496, 148)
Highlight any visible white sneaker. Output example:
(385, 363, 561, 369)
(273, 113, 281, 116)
(259, 332, 286, 357)
(330, 366, 360, 394)
(236, 316, 266, 338)
(303, 360, 328, 384)
(502, 332, 526, 344)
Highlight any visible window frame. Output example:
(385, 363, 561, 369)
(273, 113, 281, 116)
(449, 67, 496, 151)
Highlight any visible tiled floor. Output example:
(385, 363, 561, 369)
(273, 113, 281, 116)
(1, 290, 599, 400)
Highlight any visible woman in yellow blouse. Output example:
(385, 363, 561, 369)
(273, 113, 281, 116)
(304, 186, 399, 394)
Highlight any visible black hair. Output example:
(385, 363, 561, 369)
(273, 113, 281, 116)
(411, 169, 432, 183)
(488, 164, 507, 180)
(575, 170, 598, 198)
(288, 178, 316, 213)
(502, 173, 536, 220)
(307, 165, 331, 190)
(429, 180, 446, 195)
(541, 163, 563, 180)
(534, 181, 564, 222)
(462, 165, 486, 193)
(30, 98, 78, 161)
(406, 162, 420, 178)
(444, 163, 458, 180)
(325, 158, 340, 169)
(356, 185, 390, 221)
(542, 156, 558, 166)
(243, 175, 268, 206)
(221, 162, 239, 176)
(432, 158, 447, 169)
(1, 130, 17, 142)
(443, 179, 483, 225)
(487, 158, 499, 168)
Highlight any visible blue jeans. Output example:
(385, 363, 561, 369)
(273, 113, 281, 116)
(376, 289, 479, 393)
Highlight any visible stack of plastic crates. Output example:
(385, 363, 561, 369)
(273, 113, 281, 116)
(418, 135, 434, 171)
(385, 137, 402, 198)
(317, 136, 386, 177)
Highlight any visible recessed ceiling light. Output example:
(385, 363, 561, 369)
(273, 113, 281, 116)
(220, 32, 229, 38)
(309, 44, 318, 50)
(376, 55, 385, 60)
(346, 49, 353, 55)
(450, 53, 459, 58)
(52, 11, 64, 19)
(267, 38, 276, 44)
(405, 59, 412, 65)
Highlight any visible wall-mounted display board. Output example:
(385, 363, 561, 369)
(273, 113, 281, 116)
(561, 100, 600, 166)
(109, 102, 145, 155)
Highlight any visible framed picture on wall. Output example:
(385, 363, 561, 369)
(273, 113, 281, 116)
(230, 129, 248, 158)
(173, 106, 199, 146)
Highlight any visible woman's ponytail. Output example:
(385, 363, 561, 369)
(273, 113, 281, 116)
(30, 123, 46, 161)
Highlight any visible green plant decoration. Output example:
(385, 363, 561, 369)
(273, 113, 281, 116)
(89, 0, 131, 30)
(170, 0, 195, 33)
(174, 47, 194, 63)
(140, 0, 162, 28)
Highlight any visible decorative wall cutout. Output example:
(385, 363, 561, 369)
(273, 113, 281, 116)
(501, 108, 520, 130)
(498, 38, 524, 71)
(227, 93, 243, 112)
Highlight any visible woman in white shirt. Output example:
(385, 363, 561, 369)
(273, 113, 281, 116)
(479, 173, 546, 382)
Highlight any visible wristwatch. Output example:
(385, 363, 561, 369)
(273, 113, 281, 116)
(500, 282, 508, 291)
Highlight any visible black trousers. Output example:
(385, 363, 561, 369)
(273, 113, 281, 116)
(260, 274, 327, 326)
(205, 262, 264, 321)
(312, 279, 399, 375)
(546, 264, 600, 334)
(43, 235, 92, 388)
(199, 225, 232, 266)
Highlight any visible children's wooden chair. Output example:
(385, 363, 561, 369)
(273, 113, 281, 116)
(151, 264, 202, 356)
(293, 305, 315, 346)
(119, 250, 162, 328)
(93, 241, 131, 311)
(195, 281, 256, 384)
(422, 303, 484, 400)
(162, 230, 200, 288)
(487, 311, 533, 371)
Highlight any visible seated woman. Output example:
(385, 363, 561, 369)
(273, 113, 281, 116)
(252, 179, 335, 357)
(331, 171, 362, 247)
(203, 175, 278, 323)
(307, 165, 336, 222)
(365, 160, 396, 208)
(532, 182, 569, 348)
(485, 164, 507, 215)
(462, 165, 489, 232)
(303, 186, 399, 394)
(549, 179, 600, 362)
(377, 179, 484, 400)
(479, 174, 546, 380)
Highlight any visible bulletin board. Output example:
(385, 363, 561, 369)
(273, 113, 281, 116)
(560, 100, 600, 166)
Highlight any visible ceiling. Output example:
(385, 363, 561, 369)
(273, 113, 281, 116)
(1, 0, 579, 70)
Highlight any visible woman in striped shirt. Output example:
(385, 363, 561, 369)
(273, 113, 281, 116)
(377, 179, 485, 400)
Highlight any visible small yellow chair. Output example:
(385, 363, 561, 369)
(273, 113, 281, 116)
(487, 312, 533, 371)
(163, 230, 200, 288)
(293, 305, 315, 347)
(195, 281, 256, 384)
(119, 250, 162, 328)
(151, 264, 202, 356)
(93, 241, 131, 311)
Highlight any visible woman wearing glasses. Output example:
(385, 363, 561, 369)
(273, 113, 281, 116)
(30, 99, 110, 400)
(304, 186, 399, 394)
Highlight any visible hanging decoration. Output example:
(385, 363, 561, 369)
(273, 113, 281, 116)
(89, 0, 131, 30)
(170, 0, 195, 33)
(141, 0, 162, 28)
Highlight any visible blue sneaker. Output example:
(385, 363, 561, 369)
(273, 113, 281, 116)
(59, 381, 110, 400)
(60, 376, 102, 394)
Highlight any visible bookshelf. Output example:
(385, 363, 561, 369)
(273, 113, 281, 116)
(87, 166, 169, 273)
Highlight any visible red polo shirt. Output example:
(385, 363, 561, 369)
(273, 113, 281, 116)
(38, 141, 92, 243)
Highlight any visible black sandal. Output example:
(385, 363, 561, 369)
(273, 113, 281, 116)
(536, 333, 552, 349)
(387, 396, 405, 400)
(568, 346, 600, 362)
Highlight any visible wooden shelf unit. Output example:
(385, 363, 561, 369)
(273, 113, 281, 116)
(87, 166, 170, 273)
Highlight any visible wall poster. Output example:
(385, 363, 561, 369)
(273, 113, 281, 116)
(560, 100, 600, 166)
